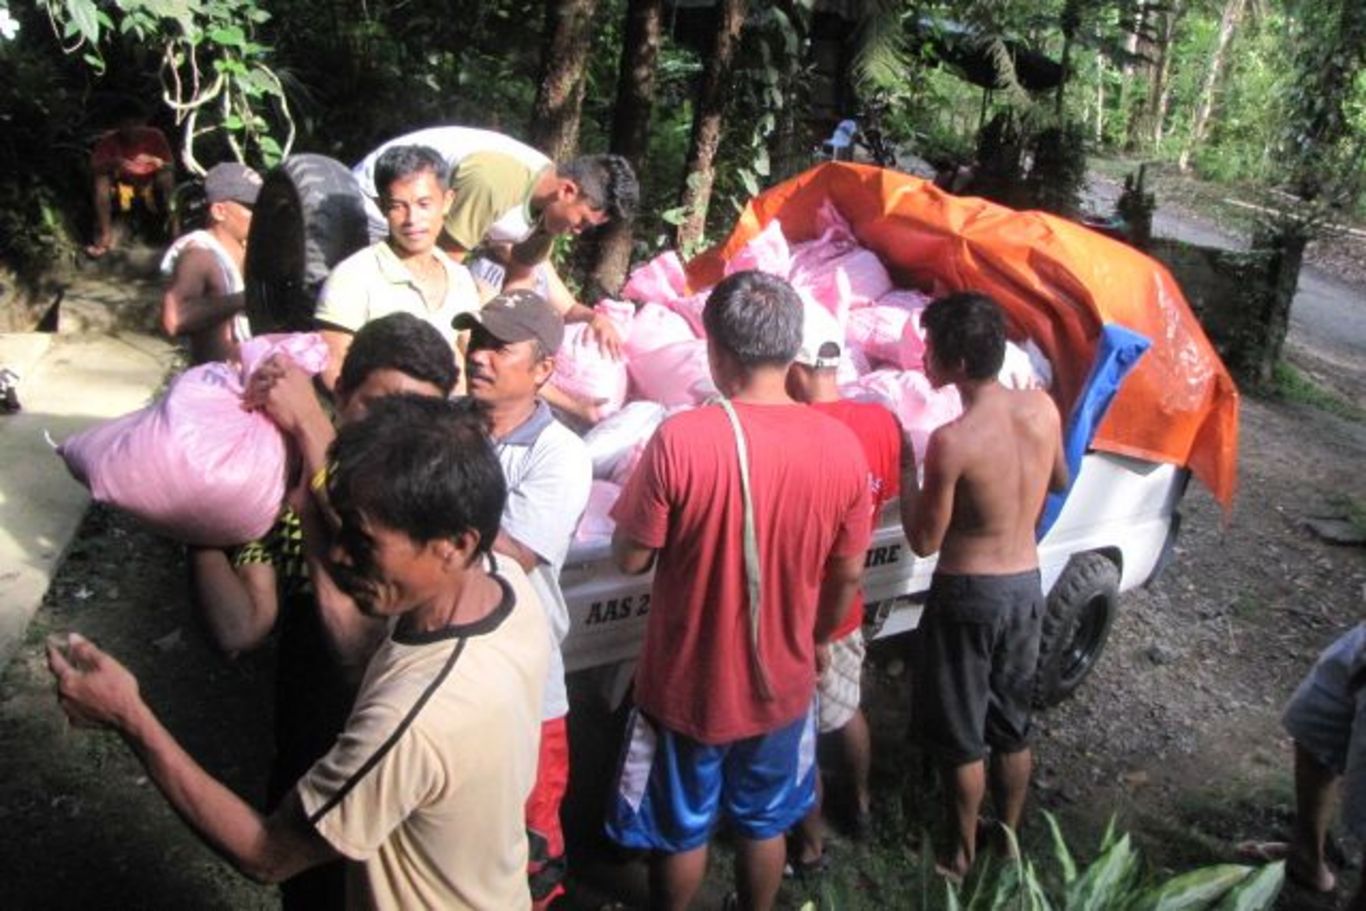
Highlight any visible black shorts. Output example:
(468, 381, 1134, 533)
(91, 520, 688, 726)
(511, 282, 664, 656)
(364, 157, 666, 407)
(913, 570, 1043, 765)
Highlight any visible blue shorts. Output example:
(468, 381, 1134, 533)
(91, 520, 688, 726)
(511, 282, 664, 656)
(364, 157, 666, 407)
(605, 705, 817, 853)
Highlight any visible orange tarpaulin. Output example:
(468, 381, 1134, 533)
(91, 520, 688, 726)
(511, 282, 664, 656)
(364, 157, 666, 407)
(686, 163, 1239, 508)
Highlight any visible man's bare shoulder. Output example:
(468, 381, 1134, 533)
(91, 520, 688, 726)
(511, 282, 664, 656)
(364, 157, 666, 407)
(923, 413, 970, 462)
(1010, 387, 1063, 429)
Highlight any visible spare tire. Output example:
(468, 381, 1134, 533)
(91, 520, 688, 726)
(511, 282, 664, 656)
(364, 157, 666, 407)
(1033, 552, 1120, 708)
(244, 154, 368, 335)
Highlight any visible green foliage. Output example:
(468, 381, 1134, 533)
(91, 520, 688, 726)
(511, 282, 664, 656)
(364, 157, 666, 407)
(937, 813, 1284, 911)
(1268, 362, 1366, 420)
(37, 0, 292, 170)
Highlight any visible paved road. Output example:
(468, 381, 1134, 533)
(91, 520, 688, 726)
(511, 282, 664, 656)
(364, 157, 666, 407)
(1086, 177, 1366, 375)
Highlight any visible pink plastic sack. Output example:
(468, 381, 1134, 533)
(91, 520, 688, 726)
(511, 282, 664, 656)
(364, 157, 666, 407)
(788, 200, 858, 274)
(837, 341, 872, 386)
(626, 339, 717, 407)
(846, 305, 912, 366)
(609, 440, 648, 486)
(58, 333, 329, 547)
(877, 288, 934, 313)
(583, 401, 667, 479)
(574, 480, 622, 545)
(622, 250, 689, 304)
(791, 246, 894, 315)
(551, 323, 630, 418)
(897, 309, 929, 371)
(664, 291, 709, 338)
(623, 303, 696, 359)
(844, 368, 962, 460)
(608, 404, 693, 485)
(724, 218, 791, 277)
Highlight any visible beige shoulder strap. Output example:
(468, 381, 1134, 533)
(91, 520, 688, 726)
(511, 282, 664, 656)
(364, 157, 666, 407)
(716, 398, 774, 702)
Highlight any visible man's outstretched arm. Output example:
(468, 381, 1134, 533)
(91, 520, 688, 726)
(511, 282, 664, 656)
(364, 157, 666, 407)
(47, 635, 339, 883)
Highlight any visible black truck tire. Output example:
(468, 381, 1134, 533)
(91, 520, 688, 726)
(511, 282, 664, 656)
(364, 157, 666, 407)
(244, 153, 369, 335)
(1034, 552, 1120, 708)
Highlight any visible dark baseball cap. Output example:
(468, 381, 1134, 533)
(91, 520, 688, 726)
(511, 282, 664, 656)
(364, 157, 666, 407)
(453, 289, 565, 355)
(204, 162, 263, 206)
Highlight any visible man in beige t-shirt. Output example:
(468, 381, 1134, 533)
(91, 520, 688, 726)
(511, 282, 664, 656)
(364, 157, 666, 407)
(47, 396, 550, 910)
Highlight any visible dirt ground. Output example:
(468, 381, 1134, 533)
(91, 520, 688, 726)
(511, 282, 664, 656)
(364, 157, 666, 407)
(2, 199, 1365, 909)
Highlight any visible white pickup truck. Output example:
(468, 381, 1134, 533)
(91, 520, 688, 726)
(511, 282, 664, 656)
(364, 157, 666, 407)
(560, 451, 1189, 708)
(245, 156, 1233, 710)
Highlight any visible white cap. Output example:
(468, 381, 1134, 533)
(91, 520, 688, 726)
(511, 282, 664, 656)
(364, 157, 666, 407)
(794, 304, 843, 369)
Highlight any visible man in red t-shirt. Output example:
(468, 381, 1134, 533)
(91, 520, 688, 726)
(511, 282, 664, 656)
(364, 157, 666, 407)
(785, 303, 901, 874)
(608, 270, 872, 911)
(88, 107, 176, 257)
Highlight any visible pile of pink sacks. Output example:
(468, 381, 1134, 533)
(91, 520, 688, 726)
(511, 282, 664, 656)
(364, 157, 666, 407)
(562, 202, 1053, 546)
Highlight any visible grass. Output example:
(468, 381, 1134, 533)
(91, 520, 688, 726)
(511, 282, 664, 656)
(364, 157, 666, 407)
(1327, 493, 1366, 536)
(1268, 361, 1366, 421)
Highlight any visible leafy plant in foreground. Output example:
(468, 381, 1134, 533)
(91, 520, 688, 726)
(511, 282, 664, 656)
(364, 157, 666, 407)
(942, 813, 1284, 911)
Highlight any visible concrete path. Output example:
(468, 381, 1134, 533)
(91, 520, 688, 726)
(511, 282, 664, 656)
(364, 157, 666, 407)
(0, 269, 177, 670)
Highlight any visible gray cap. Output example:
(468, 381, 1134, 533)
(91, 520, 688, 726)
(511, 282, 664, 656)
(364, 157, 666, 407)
(204, 163, 263, 206)
(453, 289, 565, 355)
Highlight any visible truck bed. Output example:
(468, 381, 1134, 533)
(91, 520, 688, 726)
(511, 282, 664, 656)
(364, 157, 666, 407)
(560, 450, 1189, 673)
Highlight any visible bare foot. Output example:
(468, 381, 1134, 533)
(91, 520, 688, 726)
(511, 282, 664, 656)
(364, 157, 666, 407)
(1235, 840, 1336, 892)
(84, 241, 111, 259)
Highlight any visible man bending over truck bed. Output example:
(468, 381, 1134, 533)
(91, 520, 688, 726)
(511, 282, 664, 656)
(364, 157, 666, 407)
(900, 291, 1068, 881)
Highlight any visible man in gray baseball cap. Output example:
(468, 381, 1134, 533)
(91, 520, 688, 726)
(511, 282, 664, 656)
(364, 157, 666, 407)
(455, 287, 590, 907)
(203, 162, 263, 207)
(160, 161, 263, 364)
(453, 288, 566, 358)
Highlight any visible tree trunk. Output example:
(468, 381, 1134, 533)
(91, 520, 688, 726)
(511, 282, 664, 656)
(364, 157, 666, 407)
(1289, 0, 1366, 200)
(1054, 0, 1080, 120)
(1094, 46, 1105, 144)
(588, 0, 664, 296)
(1178, 0, 1246, 172)
(673, 0, 748, 252)
(1124, 1, 1155, 150)
(1151, 3, 1186, 147)
(528, 0, 599, 162)
(1054, 31, 1073, 120)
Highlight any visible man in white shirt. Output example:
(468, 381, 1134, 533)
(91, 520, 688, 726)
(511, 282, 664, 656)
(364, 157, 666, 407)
(317, 144, 480, 390)
(455, 289, 592, 908)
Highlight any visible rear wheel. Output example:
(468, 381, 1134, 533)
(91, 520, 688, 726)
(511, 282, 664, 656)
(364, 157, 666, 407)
(244, 154, 369, 335)
(1034, 553, 1120, 708)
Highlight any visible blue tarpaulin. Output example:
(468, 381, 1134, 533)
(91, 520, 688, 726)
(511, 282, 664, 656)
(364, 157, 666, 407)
(1038, 324, 1152, 538)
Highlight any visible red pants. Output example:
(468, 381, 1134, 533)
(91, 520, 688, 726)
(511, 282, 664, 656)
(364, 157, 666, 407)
(527, 716, 570, 908)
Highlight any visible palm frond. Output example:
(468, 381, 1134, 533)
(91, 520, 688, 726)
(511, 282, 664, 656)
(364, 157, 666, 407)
(851, 0, 911, 92)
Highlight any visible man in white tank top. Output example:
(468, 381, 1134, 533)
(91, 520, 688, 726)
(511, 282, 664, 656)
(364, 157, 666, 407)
(160, 162, 261, 363)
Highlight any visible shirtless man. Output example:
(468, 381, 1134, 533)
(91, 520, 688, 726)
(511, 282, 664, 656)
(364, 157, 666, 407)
(160, 162, 261, 363)
(899, 291, 1068, 880)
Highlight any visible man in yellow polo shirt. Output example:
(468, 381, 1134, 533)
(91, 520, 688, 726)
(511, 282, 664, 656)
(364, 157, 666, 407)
(317, 144, 480, 390)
